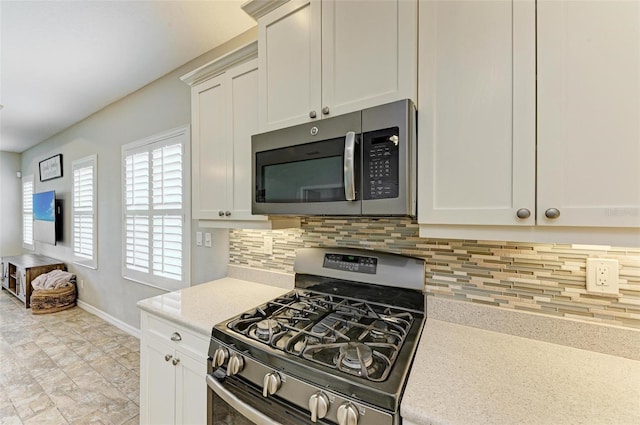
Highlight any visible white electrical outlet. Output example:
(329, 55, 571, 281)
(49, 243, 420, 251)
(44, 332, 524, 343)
(264, 236, 273, 255)
(586, 258, 619, 295)
(204, 232, 212, 248)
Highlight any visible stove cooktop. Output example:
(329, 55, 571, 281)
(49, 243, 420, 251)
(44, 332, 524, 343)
(225, 288, 416, 383)
(210, 248, 426, 414)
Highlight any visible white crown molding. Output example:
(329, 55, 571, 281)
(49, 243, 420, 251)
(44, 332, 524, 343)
(180, 40, 258, 86)
(241, 0, 290, 21)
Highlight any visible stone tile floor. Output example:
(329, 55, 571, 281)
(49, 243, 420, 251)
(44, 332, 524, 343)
(0, 289, 140, 424)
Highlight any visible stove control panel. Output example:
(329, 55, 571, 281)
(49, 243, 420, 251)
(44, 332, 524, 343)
(323, 253, 377, 275)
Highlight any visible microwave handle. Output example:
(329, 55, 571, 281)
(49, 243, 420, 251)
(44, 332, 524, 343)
(344, 131, 356, 201)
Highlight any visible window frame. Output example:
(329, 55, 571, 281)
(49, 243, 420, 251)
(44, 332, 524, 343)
(72, 155, 98, 269)
(22, 174, 34, 250)
(121, 125, 191, 291)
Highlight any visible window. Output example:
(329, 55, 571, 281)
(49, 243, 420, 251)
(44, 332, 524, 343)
(72, 155, 97, 268)
(22, 175, 34, 249)
(122, 126, 190, 290)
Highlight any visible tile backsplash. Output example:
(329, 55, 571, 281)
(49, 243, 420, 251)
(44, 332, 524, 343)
(230, 218, 640, 329)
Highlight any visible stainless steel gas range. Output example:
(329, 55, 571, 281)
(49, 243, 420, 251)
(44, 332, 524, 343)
(206, 247, 426, 425)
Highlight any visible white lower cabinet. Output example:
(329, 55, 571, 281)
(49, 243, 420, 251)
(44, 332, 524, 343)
(140, 311, 209, 425)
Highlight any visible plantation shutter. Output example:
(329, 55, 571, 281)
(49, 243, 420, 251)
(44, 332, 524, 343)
(72, 156, 97, 267)
(123, 126, 188, 290)
(151, 144, 183, 280)
(22, 177, 33, 246)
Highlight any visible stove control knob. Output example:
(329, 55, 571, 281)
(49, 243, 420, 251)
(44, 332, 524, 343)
(308, 392, 330, 422)
(227, 354, 244, 376)
(212, 347, 228, 368)
(337, 402, 359, 425)
(262, 372, 281, 397)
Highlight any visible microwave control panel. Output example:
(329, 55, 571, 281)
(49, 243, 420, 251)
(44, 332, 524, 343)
(363, 127, 400, 200)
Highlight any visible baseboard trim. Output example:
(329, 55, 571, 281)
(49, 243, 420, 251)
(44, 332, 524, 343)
(77, 299, 141, 339)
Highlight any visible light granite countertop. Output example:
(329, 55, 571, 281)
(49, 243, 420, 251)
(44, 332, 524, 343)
(136, 276, 290, 336)
(137, 268, 640, 424)
(401, 299, 640, 425)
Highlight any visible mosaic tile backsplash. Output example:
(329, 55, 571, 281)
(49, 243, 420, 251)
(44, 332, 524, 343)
(229, 218, 640, 329)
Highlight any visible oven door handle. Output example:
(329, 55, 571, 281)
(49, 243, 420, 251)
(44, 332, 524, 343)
(206, 374, 283, 425)
(343, 131, 356, 201)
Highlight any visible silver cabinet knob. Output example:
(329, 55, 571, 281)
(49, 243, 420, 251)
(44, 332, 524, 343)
(164, 354, 173, 362)
(322, 106, 330, 115)
(227, 354, 244, 376)
(212, 347, 228, 368)
(225, 211, 231, 217)
(262, 372, 281, 397)
(308, 392, 329, 422)
(218, 211, 225, 216)
(309, 110, 317, 119)
(516, 208, 531, 219)
(545, 208, 560, 219)
(170, 332, 182, 341)
(172, 358, 180, 366)
(337, 402, 359, 425)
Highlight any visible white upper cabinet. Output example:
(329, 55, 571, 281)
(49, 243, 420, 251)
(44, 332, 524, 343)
(537, 0, 640, 228)
(418, 0, 536, 226)
(191, 73, 230, 221)
(256, 0, 417, 132)
(258, 0, 321, 131)
(418, 0, 640, 246)
(182, 42, 300, 229)
(320, 0, 417, 118)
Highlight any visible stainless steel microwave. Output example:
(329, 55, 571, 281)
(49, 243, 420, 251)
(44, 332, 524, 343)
(252, 99, 416, 216)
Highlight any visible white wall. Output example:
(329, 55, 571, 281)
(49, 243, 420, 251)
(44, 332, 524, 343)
(0, 151, 22, 257)
(16, 28, 256, 329)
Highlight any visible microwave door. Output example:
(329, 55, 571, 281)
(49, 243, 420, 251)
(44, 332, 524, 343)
(252, 112, 362, 216)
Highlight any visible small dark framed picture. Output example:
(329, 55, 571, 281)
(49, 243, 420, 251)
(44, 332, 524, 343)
(39, 154, 63, 182)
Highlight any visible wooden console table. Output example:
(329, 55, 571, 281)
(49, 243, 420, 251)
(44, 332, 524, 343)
(1, 254, 66, 308)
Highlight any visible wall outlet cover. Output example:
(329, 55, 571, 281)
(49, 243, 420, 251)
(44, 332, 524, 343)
(586, 258, 619, 295)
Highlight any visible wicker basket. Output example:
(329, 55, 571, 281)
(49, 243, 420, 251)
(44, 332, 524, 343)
(30, 283, 76, 314)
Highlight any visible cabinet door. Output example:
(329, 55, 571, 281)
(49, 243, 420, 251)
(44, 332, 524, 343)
(537, 0, 640, 227)
(228, 59, 268, 221)
(175, 349, 207, 425)
(258, 0, 321, 131)
(321, 0, 417, 117)
(192, 74, 230, 220)
(418, 0, 536, 226)
(140, 335, 176, 425)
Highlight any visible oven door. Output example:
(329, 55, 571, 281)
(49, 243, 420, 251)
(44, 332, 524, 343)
(207, 372, 332, 425)
(252, 111, 362, 216)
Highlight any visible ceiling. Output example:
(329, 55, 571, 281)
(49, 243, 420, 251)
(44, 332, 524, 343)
(0, 0, 255, 153)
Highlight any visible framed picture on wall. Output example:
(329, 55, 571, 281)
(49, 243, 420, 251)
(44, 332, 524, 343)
(39, 154, 63, 181)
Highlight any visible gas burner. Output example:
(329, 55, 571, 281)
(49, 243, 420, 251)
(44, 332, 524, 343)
(370, 320, 389, 338)
(339, 342, 373, 369)
(281, 301, 310, 318)
(253, 319, 284, 341)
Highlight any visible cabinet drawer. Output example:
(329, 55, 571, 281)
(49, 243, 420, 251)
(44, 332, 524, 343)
(144, 313, 209, 358)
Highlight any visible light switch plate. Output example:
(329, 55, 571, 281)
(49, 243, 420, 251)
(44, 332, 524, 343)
(196, 232, 203, 246)
(204, 232, 212, 248)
